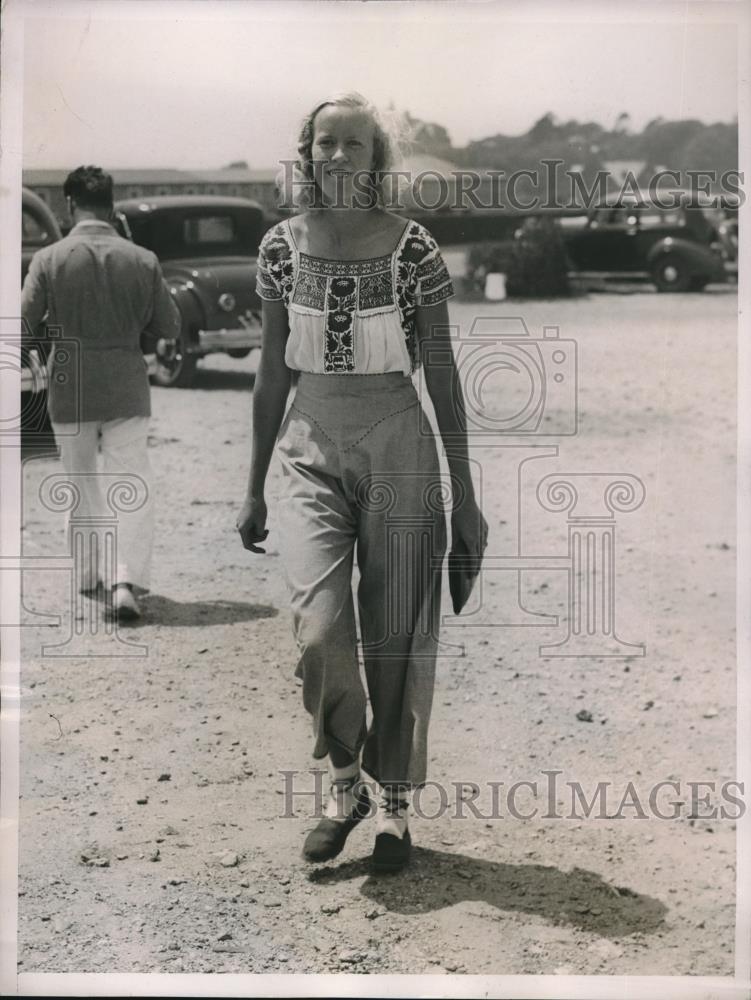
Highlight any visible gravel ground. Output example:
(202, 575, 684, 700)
(14, 287, 738, 980)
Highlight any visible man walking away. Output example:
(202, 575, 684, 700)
(21, 165, 180, 621)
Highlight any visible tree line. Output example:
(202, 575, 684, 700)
(403, 111, 738, 178)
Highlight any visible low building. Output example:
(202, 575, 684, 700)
(22, 167, 280, 223)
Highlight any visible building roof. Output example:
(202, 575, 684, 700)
(185, 168, 278, 184)
(114, 194, 265, 213)
(23, 167, 278, 186)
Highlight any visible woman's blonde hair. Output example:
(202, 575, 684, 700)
(277, 92, 404, 211)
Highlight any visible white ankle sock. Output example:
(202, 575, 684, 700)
(377, 790, 410, 839)
(330, 760, 360, 783)
(324, 760, 361, 822)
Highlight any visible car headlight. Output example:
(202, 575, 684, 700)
(218, 292, 236, 312)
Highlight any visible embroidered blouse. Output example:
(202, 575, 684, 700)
(255, 218, 454, 375)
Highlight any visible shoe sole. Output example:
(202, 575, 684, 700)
(301, 844, 345, 863)
(371, 854, 410, 873)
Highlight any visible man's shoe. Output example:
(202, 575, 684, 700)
(108, 583, 141, 622)
(302, 781, 373, 863)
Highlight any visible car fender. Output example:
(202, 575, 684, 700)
(22, 187, 63, 282)
(22, 187, 63, 239)
(167, 280, 206, 347)
(164, 259, 261, 331)
(646, 237, 723, 277)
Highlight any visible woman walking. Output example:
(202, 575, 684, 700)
(237, 93, 486, 872)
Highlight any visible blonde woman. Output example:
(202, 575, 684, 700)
(237, 93, 487, 872)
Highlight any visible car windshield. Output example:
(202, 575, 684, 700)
(116, 207, 265, 259)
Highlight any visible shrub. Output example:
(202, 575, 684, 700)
(505, 216, 571, 298)
(466, 239, 517, 292)
(467, 218, 571, 298)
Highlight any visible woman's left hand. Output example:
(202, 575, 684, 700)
(451, 493, 488, 557)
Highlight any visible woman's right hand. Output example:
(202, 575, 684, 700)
(236, 495, 269, 553)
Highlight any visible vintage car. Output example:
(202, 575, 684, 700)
(711, 205, 738, 273)
(558, 203, 729, 292)
(22, 186, 63, 282)
(113, 195, 268, 387)
(20, 188, 63, 453)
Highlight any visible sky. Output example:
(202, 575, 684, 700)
(18, 0, 741, 171)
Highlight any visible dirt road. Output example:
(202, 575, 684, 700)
(15, 289, 738, 978)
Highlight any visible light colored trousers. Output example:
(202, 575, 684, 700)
(276, 373, 447, 789)
(51, 416, 154, 590)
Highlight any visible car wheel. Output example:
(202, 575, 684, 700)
(651, 256, 692, 293)
(688, 277, 708, 292)
(151, 337, 198, 388)
(227, 348, 252, 359)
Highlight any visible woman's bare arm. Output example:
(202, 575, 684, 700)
(246, 299, 291, 499)
(237, 299, 291, 551)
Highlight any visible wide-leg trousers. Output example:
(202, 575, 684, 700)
(51, 416, 155, 591)
(276, 372, 447, 788)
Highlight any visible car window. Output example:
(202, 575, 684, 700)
(640, 211, 683, 227)
(23, 209, 50, 244)
(183, 215, 236, 245)
(113, 212, 151, 247)
(557, 215, 589, 230)
(115, 206, 266, 259)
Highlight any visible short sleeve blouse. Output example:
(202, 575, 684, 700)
(255, 218, 453, 375)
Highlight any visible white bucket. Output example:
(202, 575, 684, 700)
(485, 272, 507, 301)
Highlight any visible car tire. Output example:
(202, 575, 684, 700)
(651, 256, 692, 293)
(688, 277, 708, 292)
(227, 348, 252, 359)
(150, 336, 198, 388)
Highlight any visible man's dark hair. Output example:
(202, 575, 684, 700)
(63, 165, 114, 210)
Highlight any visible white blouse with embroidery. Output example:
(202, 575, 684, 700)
(255, 218, 454, 375)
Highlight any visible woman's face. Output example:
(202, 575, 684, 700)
(310, 105, 376, 207)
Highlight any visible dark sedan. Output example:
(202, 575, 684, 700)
(559, 204, 728, 292)
(113, 195, 268, 387)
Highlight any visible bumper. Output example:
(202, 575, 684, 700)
(20, 350, 48, 393)
(195, 328, 263, 353)
(193, 313, 263, 354)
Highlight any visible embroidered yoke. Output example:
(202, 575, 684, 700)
(255, 218, 454, 375)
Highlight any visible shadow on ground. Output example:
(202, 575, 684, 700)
(130, 593, 278, 626)
(19, 593, 277, 631)
(309, 847, 667, 938)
